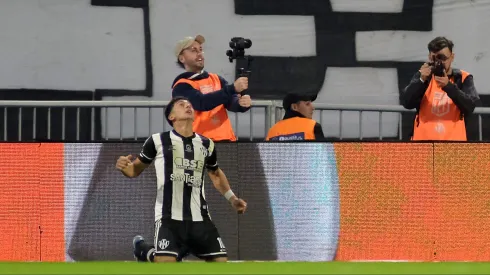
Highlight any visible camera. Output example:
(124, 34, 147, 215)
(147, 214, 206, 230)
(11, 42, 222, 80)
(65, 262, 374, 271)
(428, 61, 445, 77)
(226, 37, 254, 79)
(226, 37, 252, 62)
(428, 53, 447, 77)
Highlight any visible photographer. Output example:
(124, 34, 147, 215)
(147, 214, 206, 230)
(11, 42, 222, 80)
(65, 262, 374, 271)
(401, 36, 480, 141)
(171, 35, 251, 141)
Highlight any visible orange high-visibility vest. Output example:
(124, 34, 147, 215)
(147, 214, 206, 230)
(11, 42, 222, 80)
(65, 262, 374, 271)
(266, 117, 316, 141)
(173, 73, 236, 141)
(412, 70, 470, 141)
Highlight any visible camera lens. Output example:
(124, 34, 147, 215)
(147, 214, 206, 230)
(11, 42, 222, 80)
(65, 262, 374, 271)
(243, 39, 252, 49)
(226, 37, 252, 62)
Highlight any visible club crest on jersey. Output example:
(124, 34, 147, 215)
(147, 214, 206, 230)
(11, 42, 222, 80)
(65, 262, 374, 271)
(199, 146, 210, 157)
(185, 144, 192, 152)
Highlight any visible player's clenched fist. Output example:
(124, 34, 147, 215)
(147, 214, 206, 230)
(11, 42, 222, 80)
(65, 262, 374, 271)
(234, 77, 248, 93)
(232, 198, 247, 214)
(116, 154, 133, 171)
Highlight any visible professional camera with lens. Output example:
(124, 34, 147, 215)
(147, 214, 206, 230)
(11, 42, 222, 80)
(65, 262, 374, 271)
(428, 53, 447, 77)
(226, 37, 252, 62)
(226, 37, 254, 80)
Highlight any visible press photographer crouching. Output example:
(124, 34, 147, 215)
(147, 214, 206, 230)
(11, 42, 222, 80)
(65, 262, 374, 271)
(266, 93, 325, 141)
(401, 36, 480, 141)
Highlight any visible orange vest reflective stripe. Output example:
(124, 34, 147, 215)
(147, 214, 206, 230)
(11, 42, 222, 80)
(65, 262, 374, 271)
(266, 117, 316, 141)
(412, 70, 470, 141)
(173, 73, 236, 141)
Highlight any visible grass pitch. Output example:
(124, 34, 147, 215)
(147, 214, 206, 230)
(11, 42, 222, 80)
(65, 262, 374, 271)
(1, 261, 490, 274)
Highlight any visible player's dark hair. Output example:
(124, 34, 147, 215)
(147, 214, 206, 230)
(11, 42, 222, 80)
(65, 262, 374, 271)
(165, 96, 188, 126)
(428, 36, 454, 53)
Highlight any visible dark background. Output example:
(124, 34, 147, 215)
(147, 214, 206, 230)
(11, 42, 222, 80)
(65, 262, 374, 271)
(66, 143, 277, 261)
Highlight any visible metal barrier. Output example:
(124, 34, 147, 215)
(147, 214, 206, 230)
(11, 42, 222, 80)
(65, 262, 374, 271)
(274, 103, 416, 141)
(304, 104, 488, 141)
(1, 100, 490, 141)
(0, 100, 274, 141)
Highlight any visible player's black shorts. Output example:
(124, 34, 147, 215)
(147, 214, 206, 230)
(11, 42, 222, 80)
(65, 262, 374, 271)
(154, 218, 227, 260)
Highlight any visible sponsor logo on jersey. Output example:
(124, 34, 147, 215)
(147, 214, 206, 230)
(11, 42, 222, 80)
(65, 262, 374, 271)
(174, 158, 204, 172)
(170, 172, 202, 188)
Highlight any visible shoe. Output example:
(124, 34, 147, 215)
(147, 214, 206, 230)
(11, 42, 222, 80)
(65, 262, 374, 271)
(133, 235, 145, 248)
(133, 235, 146, 262)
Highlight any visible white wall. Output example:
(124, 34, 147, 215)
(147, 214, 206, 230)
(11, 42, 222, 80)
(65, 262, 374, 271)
(1, 0, 489, 139)
(0, 0, 145, 91)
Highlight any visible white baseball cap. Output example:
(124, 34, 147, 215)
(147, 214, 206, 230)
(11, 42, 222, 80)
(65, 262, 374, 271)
(174, 35, 205, 58)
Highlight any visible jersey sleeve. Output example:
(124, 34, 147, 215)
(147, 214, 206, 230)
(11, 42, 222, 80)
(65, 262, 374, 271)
(137, 136, 157, 164)
(206, 142, 219, 171)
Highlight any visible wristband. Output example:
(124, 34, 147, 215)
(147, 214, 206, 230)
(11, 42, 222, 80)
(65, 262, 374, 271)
(224, 190, 235, 201)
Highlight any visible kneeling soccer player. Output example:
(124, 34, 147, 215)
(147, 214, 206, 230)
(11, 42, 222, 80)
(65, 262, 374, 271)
(115, 96, 247, 262)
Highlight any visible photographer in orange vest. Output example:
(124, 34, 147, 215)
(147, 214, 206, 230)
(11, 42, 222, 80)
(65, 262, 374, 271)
(171, 35, 251, 141)
(401, 36, 480, 141)
(266, 93, 324, 141)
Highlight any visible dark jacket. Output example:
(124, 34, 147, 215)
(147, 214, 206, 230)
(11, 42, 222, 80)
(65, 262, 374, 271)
(171, 71, 250, 113)
(400, 68, 480, 116)
(283, 110, 325, 141)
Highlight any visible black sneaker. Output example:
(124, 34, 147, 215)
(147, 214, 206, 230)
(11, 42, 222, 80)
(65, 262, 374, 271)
(134, 234, 187, 262)
(132, 235, 148, 262)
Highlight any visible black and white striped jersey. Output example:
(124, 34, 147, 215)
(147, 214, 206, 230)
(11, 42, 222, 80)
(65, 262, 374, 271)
(137, 130, 218, 222)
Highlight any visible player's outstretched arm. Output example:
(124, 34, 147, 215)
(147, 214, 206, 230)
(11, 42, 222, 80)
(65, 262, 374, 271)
(116, 155, 150, 178)
(208, 168, 247, 214)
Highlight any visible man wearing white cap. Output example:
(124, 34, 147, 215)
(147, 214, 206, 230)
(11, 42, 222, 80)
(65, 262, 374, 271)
(171, 35, 251, 141)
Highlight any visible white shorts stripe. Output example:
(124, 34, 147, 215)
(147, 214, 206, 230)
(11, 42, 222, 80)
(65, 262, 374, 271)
(153, 219, 161, 249)
(197, 252, 227, 257)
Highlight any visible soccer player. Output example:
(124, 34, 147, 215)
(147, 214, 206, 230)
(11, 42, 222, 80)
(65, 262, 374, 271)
(115, 96, 247, 262)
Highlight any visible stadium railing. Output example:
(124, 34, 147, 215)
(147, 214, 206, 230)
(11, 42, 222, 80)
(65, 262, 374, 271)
(0, 100, 274, 142)
(1, 100, 490, 141)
